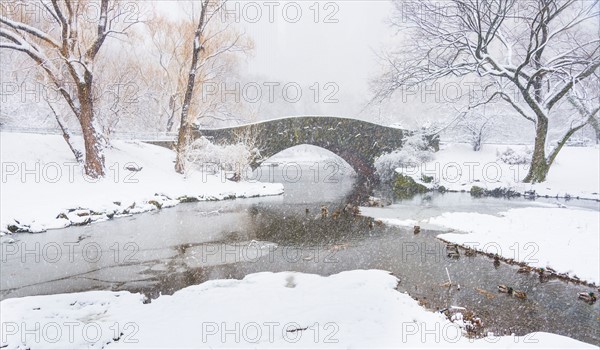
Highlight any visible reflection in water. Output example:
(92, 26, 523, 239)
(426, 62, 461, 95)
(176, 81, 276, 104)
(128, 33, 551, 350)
(1, 164, 599, 345)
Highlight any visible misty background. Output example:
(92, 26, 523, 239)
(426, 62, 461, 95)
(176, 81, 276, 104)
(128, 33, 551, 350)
(3, 0, 593, 143)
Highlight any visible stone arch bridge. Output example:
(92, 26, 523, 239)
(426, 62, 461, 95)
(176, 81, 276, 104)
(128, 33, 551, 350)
(197, 116, 440, 179)
(149, 116, 438, 179)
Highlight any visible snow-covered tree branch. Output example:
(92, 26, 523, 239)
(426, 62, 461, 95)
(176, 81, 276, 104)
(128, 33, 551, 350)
(0, 0, 142, 177)
(373, 0, 600, 183)
(172, 0, 253, 174)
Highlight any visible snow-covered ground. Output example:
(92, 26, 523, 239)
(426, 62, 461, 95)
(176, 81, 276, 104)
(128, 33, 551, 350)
(362, 204, 599, 286)
(432, 208, 600, 285)
(1, 270, 596, 349)
(373, 142, 600, 285)
(397, 143, 600, 200)
(0, 132, 284, 234)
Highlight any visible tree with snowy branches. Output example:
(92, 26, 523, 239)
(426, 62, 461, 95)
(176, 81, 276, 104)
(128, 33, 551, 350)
(0, 0, 141, 177)
(374, 0, 600, 183)
(173, 0, 250, 174)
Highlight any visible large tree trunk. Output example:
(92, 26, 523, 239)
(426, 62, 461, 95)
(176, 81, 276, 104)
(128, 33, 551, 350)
(79, 83, 105, 177)
(524, 117, 549, 183)
(591, 117, 600, 144)
(174, 0, 210, 174)
(174, 120, 192, 174)
(174, 81, 196, 174)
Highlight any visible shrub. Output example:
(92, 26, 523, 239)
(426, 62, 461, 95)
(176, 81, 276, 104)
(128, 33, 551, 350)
(375, 133, 434, 183)
(470, 186, 486, 197)
(393, 174, 428, 199)
(185, 136, 260, 177)
(497, 147, 532, 165)
(421, 174, 434, 183)
(470, 186, 521, 198)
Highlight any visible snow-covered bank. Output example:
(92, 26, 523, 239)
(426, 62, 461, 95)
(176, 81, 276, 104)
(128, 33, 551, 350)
(0, 132, 283, 234)
(430, 208, 600, 286)
(396, 143, 600, 200)
(1, 270, 596, 349)
(365, 203, 600, 286)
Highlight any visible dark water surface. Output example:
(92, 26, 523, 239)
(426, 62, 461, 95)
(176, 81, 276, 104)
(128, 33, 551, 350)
(1, 164, 599, 345)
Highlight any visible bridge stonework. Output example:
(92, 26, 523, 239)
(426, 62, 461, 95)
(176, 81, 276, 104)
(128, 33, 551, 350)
(192, 116, 437, 180)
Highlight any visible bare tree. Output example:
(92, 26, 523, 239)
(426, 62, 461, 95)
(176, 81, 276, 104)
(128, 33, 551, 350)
(374, 0, 600, 183)
(173, 0, 249, 174)
(94, 60, 141, 141)
(144, 12, 248, 133)
(454, 111, 496, 151)
(144, 14, 194, 132)
(0, 0, 140, 177)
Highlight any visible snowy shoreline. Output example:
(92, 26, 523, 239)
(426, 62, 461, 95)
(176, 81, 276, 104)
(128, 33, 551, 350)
(1, 270, 597, 349)
(431, 208, 600, 286)
(363, 206, 600, 287)
(0, 132, 284, 234)
(396, 143, 600, 201)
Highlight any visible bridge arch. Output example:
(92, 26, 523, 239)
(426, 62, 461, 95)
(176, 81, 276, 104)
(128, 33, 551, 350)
(253, 140, 377, 179)
(260, 144, 357, 175)
(193, 116, 437, 180)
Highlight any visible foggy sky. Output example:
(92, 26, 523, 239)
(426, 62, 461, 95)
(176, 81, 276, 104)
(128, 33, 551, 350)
(155, 1, 394, 121)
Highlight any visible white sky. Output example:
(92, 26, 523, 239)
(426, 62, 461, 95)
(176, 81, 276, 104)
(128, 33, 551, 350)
(154, 1, 395, 120)
(238, 1, 394, 118)
(239, 1, 391, 91)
